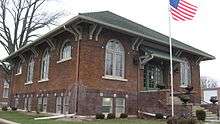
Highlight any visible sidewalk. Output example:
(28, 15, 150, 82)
(0, 118, 19, 124)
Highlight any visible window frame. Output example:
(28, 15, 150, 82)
(143, 64, 164, 90)
(104, 39, 125, 80)
(16, 60, 22, 75)
(102, 97, 113, 114)
(40, 49, 50, 81)
(180, 59, 191, 87)
(26, 56, 34, 84)
(58, 39, 72, 63)
(115, 98, 126, 117)
(3, 80, 9, 98)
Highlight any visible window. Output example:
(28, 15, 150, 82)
(180, 60, 191, 87)
(63, 96, 70, 114)
(38, 97, 47, 112)
(56, 96, 63, 114)
(40, 49, 50, 80)
(116, 98, 125, 117)
(24, 97, 31, 111)
(144, 64, 163, 90)
(60, 40, 71, 60)
(102, 98, 113, 114)
(105, 40, 125, 78)
(16, 61, 22, 75)
(26, 56, 34, 84)
(15, 98, 19, 108)
(3, 80, 9, 98)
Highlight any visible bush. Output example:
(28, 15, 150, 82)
(196, 110, 206, 121)
(167, 117, 197, 124)
(2, 106, 8, 111)
(95, 113, 105, 119)
(11, 107, 17, 111)
(155, 113, 164, 119)
(167, 117, 178, 124)
(107, 113, 115, 119)
(120, 113, 128, 118)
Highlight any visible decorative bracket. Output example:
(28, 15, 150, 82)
(196, 56, 203, 65)
(175, 50, 183, 57)
(19, 54, 26, 63)
(89, 24, 97, 40)
(74, 26, 82, 40)
(139, 54, 153, 69)
(45, 38, 55, 50)
(95, 26, 103, 41)
(63, 25, 79, 41)
(132, 37, 143, 51)
(30, 47, 39, 57)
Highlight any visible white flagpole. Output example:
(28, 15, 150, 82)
(168, 1, 174, 117)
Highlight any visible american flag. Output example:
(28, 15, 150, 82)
(170, 0, 198, 21)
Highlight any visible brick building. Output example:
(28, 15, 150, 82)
(0, 64, 10, 108)
(2, 11, 215, 116)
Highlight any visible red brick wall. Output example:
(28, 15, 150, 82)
(9, 23, 202, 115)
(0, 66, 9, 107)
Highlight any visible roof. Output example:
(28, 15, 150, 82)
(143, 47, 184, 63)
(2, 11, 215, 61)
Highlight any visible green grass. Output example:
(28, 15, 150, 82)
(0, 111, 166, 124)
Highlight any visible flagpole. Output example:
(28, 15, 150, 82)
(168, 1, 174, 117)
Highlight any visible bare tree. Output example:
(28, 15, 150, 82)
(201, 76, 218, 89)
(0, 0, 61, 55)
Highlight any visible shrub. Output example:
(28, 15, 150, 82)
(179, 95, 190, 104)
(167, 117, 197, 124)
(155, 113, 164, 119)
(167, 117, 178, 124)
(95, 113, 105, 119)
(120, 113, 128, 118)
(107, 113, 115, 119)
(2, 106, 8, 111)
(196, 110, 206, 121)
(11, 107, 17, 111)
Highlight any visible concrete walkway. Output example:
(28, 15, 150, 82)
(0, 118, 19, 124)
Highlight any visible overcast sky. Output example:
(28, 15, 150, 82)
(1, 0, 219, 84)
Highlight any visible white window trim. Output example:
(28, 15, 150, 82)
(16, 61, 22, 75)
(57, 57, 72, 63)
(26, 56, 34, 83)
(3, 80, 9, 98)
(38, 78, 49, 83)
(180, 59, 191, 87)
(102, 75, 128, 82)
(59, 39, 72, 61)
(104, 39, 125, 78)
(25, 81, 33, 85)
(40, 49, 50, 80)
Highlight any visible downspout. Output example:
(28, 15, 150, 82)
(63, 25, 80, 115)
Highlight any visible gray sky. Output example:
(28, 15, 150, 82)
(1, 0, 219, 83)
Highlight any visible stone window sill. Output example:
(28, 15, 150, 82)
(25, 81, 33, 85)
(38, 79, 49, 83)
(180, 85, 188, 88)
(15, 73, 22, 76)
(102, 75, 128, 82)
(140, 89, 170, 92)
(57, 57, 72, 63)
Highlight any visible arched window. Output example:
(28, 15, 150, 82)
(41, 49, 50, 80)
(180, 59, 191, 87)
(105, 40, 125, 78)
(16, 61, 22, 75)
(3, 79, 9, 98)
(26, 56, 34, 84)
(60, 40, 71, 60)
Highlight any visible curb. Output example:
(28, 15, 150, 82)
(0, 118, 20, 124)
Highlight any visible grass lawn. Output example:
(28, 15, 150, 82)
(0, 111, 166, 124)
